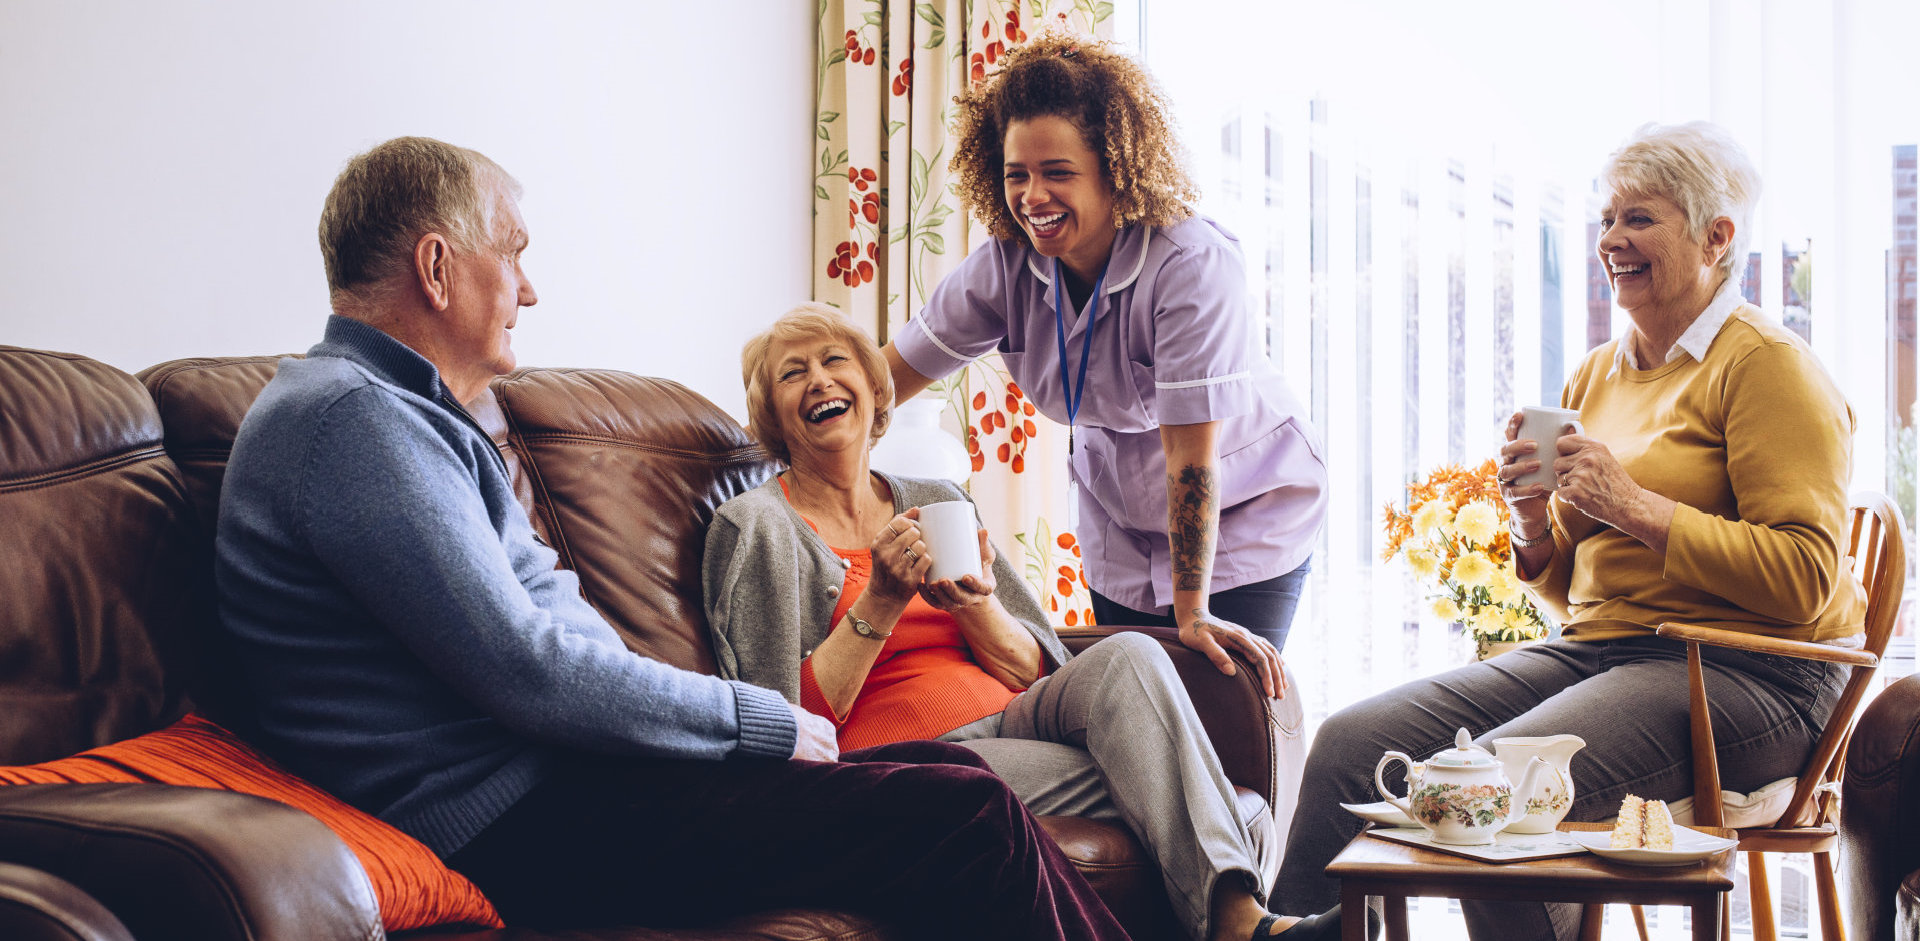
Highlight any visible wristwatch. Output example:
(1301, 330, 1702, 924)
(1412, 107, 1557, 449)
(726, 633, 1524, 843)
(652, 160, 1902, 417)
(1509, 523, 1553, 550)
(848, 613, 892, 640)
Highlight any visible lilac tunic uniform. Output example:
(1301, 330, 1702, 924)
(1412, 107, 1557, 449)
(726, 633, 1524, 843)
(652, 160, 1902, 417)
(895, 215, 1328, 613)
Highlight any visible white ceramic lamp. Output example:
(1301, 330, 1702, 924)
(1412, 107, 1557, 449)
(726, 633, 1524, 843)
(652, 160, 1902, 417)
(869, 396, 970, 485)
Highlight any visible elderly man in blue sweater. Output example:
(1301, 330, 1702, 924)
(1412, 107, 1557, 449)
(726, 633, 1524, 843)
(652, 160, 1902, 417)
(215, 136, 1127, 938)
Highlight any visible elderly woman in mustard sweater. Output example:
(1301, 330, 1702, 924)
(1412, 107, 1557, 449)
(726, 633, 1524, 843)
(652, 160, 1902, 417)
(704, 303, 1357, 941)
(1270, 121, 1864, 941)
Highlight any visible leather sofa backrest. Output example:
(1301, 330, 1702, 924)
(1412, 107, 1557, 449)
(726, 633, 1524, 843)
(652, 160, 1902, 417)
(136, 354, 775, 678)
(490, 367, 776, 674)
(137, 356, 546, 545)
(0, 347, 203, 764)
(6, 345, 779, 761)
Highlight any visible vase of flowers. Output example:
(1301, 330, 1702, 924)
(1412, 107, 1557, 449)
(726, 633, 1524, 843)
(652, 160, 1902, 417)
(1380, 459, 1552, 659)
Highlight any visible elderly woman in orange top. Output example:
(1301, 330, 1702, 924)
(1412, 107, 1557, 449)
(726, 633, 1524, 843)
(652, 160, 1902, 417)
(1270, 122, 1863, 941)
(704, 303, 1353, 941)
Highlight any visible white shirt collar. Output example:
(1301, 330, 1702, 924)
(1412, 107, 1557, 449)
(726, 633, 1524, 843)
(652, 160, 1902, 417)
(1607, 277, 1747, 379)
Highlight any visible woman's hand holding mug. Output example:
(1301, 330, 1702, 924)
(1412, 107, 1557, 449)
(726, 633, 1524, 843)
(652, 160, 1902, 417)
(868, 508, 931, 604)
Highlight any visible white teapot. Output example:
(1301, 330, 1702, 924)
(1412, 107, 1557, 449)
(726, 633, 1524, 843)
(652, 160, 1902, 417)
(1375, 728, 1552, 845)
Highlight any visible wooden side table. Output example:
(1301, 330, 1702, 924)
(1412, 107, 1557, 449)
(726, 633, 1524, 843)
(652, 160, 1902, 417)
(1325, 822, 1737, 941)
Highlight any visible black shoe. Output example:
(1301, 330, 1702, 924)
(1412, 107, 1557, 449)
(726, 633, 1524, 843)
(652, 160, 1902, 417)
(1257, 903, 1382, 940)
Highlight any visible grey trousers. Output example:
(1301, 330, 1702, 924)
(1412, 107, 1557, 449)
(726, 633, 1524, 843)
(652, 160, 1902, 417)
(942, 631, 1268, 941)
(1269, 636, 1846, 941)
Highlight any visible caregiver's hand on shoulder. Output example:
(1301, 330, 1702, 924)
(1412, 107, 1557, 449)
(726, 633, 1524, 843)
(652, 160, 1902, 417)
(919, 529, 997, 612)
(868, 508, 931, 604)
(1179, 612, 1287, 700)
(789, 703, 840, 762)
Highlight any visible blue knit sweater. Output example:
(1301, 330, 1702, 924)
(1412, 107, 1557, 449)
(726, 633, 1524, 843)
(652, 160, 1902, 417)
(215, 316, 797, 856)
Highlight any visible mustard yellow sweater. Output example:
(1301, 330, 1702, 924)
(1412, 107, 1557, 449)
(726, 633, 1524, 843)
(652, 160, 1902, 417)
(1526, 306, 1865, 643)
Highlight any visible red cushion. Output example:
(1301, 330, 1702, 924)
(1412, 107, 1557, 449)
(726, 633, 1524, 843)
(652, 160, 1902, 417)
(0, 714, 503, 932)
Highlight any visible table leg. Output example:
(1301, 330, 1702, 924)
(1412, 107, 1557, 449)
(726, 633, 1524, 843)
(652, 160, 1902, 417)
(1578, 903, 1604, 941)
(1692, 893, 1720, 941)
(1340, 884, 1367, 941)
(1383, 895, 1409, 941)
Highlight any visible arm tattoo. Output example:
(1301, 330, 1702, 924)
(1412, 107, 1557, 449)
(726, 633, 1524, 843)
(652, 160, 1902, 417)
(1169, 464, 1218, 593)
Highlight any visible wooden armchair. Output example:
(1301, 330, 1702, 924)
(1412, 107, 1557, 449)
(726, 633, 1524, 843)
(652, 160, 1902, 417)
(1650, 492, 1907, 941)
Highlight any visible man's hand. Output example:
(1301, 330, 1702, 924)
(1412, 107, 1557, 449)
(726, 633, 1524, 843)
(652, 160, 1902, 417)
(789, 702, 840, 762)
(1178, 613, 1287, 699)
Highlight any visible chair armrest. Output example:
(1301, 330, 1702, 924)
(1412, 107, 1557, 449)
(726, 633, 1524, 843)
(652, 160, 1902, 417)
(0, 862, 134, 941)
(1656, 623, 1879, 667)
(0, 784, 382, 941)
(1055, 624, 1294, 810)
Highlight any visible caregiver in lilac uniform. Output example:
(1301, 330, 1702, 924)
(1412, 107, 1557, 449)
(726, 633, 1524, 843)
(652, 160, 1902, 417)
(883, 34, 1327, 700)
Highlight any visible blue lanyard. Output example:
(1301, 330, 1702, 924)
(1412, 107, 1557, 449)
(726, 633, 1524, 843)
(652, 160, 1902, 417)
(1052, 258, 1105, 455)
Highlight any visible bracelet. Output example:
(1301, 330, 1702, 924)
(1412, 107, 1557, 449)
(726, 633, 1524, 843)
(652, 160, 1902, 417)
(1508, 523, 1552, 550)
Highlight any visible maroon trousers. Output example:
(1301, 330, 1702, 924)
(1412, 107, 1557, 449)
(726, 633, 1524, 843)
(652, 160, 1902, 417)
(447, 740, 1130, 940)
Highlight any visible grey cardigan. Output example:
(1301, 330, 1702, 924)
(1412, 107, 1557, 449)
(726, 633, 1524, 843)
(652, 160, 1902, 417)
(703, 471, 1070, 703)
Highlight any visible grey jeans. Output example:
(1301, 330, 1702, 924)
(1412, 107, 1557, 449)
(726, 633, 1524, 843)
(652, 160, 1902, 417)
(942, 631, 1270, 941)
(1270, 635, 1846, 941)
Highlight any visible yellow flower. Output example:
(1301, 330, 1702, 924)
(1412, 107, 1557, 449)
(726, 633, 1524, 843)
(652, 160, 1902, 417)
(1449, 551, 1497, 589)
(1454, 501, 1500, 546)
(1411, 499, 1450, 537)
(1431, 597, 1464, 622)
(1485, 566, 1522, 605)
(1406, 545, 1441, 580)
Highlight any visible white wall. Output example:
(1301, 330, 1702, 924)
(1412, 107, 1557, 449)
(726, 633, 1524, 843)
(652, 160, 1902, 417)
(0, 1, 813, 418)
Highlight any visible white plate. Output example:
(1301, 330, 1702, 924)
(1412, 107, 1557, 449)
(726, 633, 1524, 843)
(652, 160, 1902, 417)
(1341, 800, 1417, 828)
(1568, 826, 1739, 866)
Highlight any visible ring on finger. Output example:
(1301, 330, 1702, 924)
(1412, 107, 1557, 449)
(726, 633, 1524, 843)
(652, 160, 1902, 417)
(904, 547, 917, 563)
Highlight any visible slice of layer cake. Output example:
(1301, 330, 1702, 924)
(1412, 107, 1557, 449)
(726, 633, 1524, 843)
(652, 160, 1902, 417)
(1608, 794, 1677, 849)
(1641, 799, 1676, 850)
(1610, 795, 1645, 847)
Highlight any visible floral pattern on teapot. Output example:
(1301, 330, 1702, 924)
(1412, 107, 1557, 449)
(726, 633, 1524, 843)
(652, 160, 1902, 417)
(1411, 782, 1510, 829)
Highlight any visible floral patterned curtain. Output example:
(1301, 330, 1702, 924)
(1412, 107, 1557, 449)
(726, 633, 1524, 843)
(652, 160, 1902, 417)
(812, 0, 1114, 627)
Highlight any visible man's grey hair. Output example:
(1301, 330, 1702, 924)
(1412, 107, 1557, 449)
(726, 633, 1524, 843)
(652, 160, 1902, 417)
(1600, 121, 1761, 286)
(318, 136, 521, 309)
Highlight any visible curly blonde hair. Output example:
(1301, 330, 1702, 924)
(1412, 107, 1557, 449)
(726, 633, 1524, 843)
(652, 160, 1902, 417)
(950, 32, 1197, 244)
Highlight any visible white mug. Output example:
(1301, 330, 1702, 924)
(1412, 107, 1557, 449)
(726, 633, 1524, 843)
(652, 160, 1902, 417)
(1514, 406, 1583, 491)
(916, 501, 982, 583)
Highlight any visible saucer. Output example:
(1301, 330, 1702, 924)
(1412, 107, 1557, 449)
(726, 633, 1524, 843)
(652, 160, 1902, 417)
(1341, 800, 1417, 828)
(1568, 826, 1739, 867)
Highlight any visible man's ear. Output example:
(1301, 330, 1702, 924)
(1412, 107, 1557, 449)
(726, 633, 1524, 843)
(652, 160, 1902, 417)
(414, 233, 453, 311)
(1703, 217, 1736, 269)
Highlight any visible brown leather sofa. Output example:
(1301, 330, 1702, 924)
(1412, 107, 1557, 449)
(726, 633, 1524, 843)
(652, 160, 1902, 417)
(0, 345, 1303, 941)
(1840, 671, 1920, 941)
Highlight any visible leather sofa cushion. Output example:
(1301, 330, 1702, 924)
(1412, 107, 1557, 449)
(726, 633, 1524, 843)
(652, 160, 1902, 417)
(490, 368, 775, 674)
(0, 347, 202, 765)
(0, 715, 501, 933)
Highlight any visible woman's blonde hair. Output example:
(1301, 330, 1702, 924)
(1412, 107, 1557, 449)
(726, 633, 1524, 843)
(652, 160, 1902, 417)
(741, 303, 894, 465)
(1600, 121, 1761, 284)
(950, 31, 1198, 244)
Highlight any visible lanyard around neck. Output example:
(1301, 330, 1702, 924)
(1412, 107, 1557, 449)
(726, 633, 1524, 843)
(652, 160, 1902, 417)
(1052, 257, 1105, 456)
(1052, 259, 1113, 457)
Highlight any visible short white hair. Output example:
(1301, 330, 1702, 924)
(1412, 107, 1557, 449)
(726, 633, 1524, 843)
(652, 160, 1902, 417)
(1600, 121, 1761, 285)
